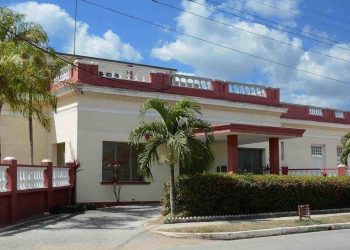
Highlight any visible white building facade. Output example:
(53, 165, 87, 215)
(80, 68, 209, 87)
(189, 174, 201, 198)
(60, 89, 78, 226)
(1, 54, 349, 204)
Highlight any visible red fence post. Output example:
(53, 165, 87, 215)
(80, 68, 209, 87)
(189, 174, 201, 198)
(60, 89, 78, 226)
(42, 159, 53, 211)
(281, 166, 289, 175)
(338, 164, 347, 176)
(3, 157, 18, 223)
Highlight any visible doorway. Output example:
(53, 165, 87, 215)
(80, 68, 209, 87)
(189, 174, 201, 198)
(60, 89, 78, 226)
(238, 148, 263, 174)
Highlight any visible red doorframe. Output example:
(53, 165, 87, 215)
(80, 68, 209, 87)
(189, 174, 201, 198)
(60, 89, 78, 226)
(269, 137, 280, 174)
(227, 134, 238, 173)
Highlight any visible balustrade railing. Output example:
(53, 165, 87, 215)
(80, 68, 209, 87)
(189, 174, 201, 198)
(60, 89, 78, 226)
(54, 65, 72, 83)
(97, 62, 169, 83)
(17, 166, 46, 190)
(0, 165, 8, 192)
(53, 167, 70, 187)
(171, 74, 212, 90)
(228, 82, 266, 97)
(288, 169, 322, 176)
(288, 168, 339, 177)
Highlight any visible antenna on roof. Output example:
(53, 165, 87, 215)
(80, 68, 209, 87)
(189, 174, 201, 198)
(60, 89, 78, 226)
(73, 0, 78, 55)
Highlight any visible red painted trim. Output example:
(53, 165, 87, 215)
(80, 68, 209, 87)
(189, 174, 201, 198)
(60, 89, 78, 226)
(198, 123, 305, 137)
(100, 181, 151, 185)
(82, 201, 160, 208)
(0, 192, 11, 196)
(17, 189, 47, 194)
(51, 62, 350, 125)
(17, 164, 46, 168)
(52, 186, 72, 190)
(227, 135, 238, 174)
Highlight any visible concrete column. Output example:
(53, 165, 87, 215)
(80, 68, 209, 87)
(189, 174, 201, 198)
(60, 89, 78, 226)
(3, 157, 18, 222)
(227, 135, 238, 174)
(269, 138, 280, 174)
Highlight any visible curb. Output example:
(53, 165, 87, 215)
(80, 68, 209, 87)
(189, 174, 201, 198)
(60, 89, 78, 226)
(153, 222, 350, 240)
(0, 213, 74, 234)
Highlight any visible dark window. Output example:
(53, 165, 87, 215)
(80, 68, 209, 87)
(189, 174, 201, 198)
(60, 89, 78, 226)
(102, 142, 143, 182)
(106, 72, 112, 77)
(57, 143, 65, 166)
(98, 71, 104, 77)
(216, 165, 227, 173)
(114, 73, 120, 78)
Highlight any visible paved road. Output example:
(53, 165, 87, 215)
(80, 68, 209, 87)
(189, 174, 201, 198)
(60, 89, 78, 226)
(2, 206, 350, 250)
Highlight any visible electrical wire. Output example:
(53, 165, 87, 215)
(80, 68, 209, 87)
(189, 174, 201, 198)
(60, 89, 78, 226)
(80, 0, 350, 86)
(153, 0, 350, 63)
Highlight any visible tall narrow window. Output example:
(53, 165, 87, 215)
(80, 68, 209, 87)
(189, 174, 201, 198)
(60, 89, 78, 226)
(281, 141, 285, 161)
(56, 143, 65, 166)
(102, 141, 143, 182)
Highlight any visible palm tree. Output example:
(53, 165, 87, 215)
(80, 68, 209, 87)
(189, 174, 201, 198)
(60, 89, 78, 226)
(129, 98, 214, 215)
(0, 7, 63, 164)
(340, 132, 350, 166)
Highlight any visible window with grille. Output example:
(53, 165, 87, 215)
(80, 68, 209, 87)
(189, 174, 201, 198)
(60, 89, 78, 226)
(309, 107, 323, 116)
(102, 141, 144, 182)
(311, 145, 323, 157)
(337, 146, 343, 164)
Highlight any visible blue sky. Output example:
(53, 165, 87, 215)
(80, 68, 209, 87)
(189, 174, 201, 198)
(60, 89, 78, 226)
(3, 0, 350, 108)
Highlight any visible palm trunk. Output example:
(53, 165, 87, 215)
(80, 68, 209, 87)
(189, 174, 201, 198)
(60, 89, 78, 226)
(169, 163, 176, 215)
(28, 115, 34, 165)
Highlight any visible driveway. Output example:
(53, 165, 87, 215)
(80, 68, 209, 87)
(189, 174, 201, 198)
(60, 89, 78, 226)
(0, 205, 160, 250)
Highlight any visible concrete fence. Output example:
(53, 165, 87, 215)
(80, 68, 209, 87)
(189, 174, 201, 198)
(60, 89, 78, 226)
(0, 157, 75, 227)
(281, 165, 348, 177)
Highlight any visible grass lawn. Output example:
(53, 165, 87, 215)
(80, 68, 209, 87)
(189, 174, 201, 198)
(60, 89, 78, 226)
(164, 214, 350, 233)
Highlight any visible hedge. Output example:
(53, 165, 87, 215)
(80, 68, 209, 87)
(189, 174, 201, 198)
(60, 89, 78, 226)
(162, 174, 350, 216)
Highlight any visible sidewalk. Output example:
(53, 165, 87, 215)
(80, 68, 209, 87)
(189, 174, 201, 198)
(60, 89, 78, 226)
(150, 212, 350, 240)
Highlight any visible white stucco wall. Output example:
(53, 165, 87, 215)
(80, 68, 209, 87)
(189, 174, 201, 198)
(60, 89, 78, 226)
(2, 84, 350, 203)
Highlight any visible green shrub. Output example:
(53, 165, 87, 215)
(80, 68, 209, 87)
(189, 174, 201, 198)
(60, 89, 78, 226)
(162, 174, 350, 216)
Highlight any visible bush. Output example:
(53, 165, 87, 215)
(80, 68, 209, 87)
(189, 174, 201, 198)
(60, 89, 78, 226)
(162, 174, 350, 216)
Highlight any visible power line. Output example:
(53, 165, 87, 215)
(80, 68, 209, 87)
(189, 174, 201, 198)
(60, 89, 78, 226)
(248, 0, 350, 26)
(80, 0, 350, 86)
(0, 22, 173, 90)
(190, 0, 350, 53)
(153, 0, 350, 63)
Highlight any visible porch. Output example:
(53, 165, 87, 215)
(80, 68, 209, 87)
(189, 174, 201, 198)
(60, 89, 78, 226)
(198, 123, 305, 175)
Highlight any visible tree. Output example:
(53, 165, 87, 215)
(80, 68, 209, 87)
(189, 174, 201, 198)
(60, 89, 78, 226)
(129, 98, 214, 215)
(340, 132, 350, 166)
(0, 7, 63, 164)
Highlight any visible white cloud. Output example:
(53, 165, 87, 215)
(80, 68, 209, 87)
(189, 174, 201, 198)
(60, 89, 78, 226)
(244, 0, 300, 19)
(152, 0, 350, 109)
(9, 1, 142, 62)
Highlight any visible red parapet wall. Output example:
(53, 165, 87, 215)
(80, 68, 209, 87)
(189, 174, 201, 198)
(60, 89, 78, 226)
(0, 158, 75, 227)
(281, 103, 350, 125)
(64, 63, 281, 107)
